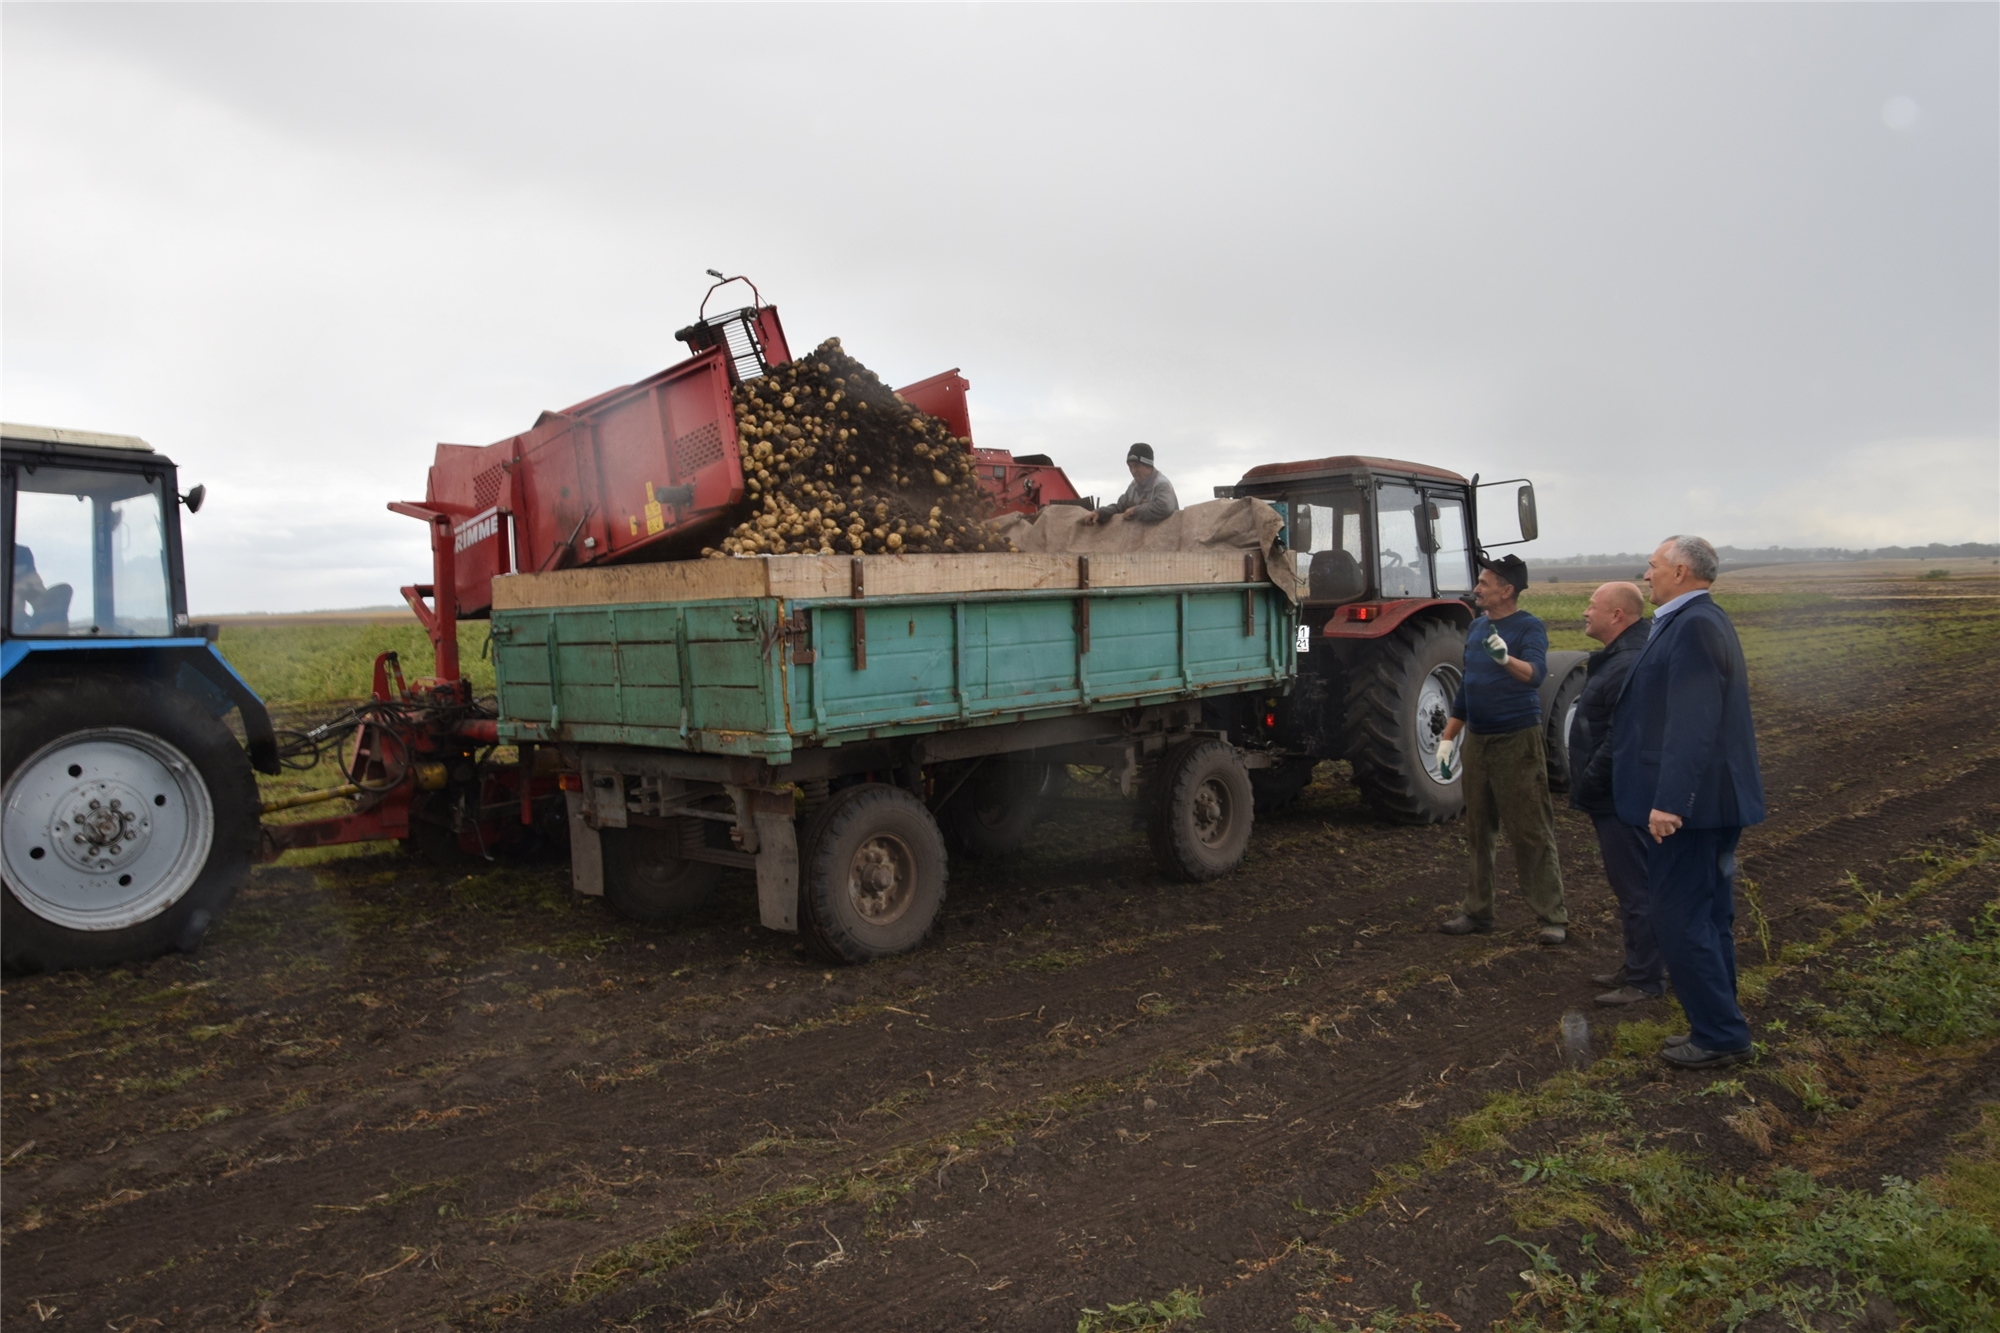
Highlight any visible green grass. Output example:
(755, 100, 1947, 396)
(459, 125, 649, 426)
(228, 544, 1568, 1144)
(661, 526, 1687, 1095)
(217, 620, 494, 706)
(1077, 1288, 1205, 1332)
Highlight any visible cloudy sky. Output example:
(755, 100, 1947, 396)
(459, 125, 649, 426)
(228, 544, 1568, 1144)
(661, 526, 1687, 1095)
(5, 4, 1994, 613)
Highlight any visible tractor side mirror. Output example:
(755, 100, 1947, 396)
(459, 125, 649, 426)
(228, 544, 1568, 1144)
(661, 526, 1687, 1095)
(181, 484, 206, 514)
(1516, 484, 1538, 542)
(1415, 501, 1439, 553)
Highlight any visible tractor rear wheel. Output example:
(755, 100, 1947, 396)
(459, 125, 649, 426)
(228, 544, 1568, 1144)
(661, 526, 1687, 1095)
(2, 676, 258, 972)
(1344, 619, 1466, 824)
(800, 783, 947, 963)
(1543, 667, 1587, 794)
(1147, 739, 1254, 882)
(600, 823, 724, 921)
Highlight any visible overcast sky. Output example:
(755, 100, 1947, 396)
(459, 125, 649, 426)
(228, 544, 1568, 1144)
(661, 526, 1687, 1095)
(5, 3, 1995, 613)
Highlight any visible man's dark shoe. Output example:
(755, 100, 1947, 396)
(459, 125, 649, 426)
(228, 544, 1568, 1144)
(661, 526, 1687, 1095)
(1659, 1041, 1753, 1070)
(1664, 1033, 1692, 1047)
(1595, 985, 1656, 1007)
(1536, 925, 1568, 946)
(1592, 968, 1627, 987)
(1439, 914, 1493, 936)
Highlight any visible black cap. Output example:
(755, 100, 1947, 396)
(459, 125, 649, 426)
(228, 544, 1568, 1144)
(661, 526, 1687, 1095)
(1126, 442, 1155, 465)
(1478, 553, 1529, 594)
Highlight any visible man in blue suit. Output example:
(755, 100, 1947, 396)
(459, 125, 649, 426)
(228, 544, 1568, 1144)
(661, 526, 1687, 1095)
(1612, 535, 1765, 1070)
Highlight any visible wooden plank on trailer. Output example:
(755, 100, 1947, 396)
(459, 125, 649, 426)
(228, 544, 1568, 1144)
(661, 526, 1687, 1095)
(493, 550, 1270, 610)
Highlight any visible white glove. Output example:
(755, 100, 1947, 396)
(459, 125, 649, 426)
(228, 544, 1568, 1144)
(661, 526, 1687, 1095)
(1436, 736, 1457, 780)
(1483, 631, 1509, 664)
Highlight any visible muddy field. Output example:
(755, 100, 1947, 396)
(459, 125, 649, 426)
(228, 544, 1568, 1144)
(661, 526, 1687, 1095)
(5, 568, 1998, 1331)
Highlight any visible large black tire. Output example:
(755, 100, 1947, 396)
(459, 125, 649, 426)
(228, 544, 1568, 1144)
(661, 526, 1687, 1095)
(600, 823, 724, 922)
(1543, 666, 1588, 794)
(940, 761, 1049, 860)
(1249, 757, 1319, 814)
(1344, 619, 1466, 824)
(2, 675, 258, 973)
(1147, 739, 1254, 882)
(800, 783, 946, 963)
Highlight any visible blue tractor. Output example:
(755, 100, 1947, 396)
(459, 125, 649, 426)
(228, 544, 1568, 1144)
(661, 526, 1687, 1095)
(2, 424, 278, 972)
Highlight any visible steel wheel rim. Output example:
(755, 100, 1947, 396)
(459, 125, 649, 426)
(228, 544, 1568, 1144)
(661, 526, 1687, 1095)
(1561, 698, 1580, 765)
(1418, 663, 1463, 787)
(846, 832, 917, 926)
(1191, 776, 1234, 848)
(2, 728, 214, 931)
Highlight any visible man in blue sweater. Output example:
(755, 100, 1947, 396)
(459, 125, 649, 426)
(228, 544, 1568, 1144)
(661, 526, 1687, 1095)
(1435, 554, 1568, 945)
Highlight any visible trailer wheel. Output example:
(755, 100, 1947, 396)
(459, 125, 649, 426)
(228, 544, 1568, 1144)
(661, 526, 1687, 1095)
(941, 761, 1049, 860)
(801, 784, 946, 963)
(1344, 619, 1466, 825)
(1249, 758, 1319, 814)
(1543, 666, 1587, 794)
(600, 825, 723, 922)
(1147, 739, 1254, 882)
(2, 676, 257, 973)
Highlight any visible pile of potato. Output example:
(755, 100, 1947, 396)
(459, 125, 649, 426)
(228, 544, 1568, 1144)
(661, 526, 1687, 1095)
(703, 339, 1005, 557)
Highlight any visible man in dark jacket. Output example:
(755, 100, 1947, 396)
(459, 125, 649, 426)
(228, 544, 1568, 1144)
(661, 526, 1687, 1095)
(1435, 553, 1567, 945)
(1613, 535, 1766, 1071)
(1568, 582, 1657, 1006)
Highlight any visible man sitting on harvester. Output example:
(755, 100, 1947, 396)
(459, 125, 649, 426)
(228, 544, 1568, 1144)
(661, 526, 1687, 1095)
(1085, 443, 1180, 524)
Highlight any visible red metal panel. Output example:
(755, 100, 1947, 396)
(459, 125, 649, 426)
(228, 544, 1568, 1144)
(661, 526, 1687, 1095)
(755, 307, 792, 368)
(896, 370, 973, 441)
(1238, 455, 1469, 486)
(1319, 598, 1471, 639)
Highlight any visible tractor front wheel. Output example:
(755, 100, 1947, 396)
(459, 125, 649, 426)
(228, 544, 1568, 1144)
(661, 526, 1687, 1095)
(2, 676, 258, 972)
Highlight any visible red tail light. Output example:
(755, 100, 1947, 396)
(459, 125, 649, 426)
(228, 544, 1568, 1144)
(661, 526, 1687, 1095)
(1350, 605, 1379, 622)
(557, 772, 583, 792)
(1264, 710, 1278, 730)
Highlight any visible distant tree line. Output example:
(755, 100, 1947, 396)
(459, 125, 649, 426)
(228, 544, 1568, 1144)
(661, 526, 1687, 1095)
(1537, 542, 1999, 566)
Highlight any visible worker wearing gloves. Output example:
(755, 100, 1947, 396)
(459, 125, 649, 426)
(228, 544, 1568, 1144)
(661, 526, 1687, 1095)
(1085, 443, 1179, 524)
(1613, 535, 1765, 1071)
(1569, 583, 1659, 1006)
(1436, 553, 1568, 945)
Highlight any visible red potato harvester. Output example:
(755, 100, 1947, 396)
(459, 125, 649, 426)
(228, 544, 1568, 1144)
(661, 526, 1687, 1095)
(259, 276, 1086, 863)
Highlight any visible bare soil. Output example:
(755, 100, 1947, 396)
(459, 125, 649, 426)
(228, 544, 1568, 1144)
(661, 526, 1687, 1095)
(4, 585, 1997, 1331)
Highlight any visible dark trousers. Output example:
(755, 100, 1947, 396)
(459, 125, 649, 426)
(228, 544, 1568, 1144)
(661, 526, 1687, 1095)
(1460, 727, 1566, 925)
(1647, 824, 1751, 1052)
(1591, 814, 1663, 994)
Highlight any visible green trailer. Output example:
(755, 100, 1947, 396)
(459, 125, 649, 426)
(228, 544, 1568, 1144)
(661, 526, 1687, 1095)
(488, 550, 1296, 962)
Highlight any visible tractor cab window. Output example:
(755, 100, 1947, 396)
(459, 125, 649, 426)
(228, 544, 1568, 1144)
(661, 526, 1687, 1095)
(1289, 488, 1368, 602)
(1425, 493, 1473, 594)
(9, 466, 172, 637)
(1375, 484, 1427, 599)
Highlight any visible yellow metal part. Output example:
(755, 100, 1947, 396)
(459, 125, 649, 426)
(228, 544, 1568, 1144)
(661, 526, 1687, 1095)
(259, 783, 360, 816)
(414, 762, 450, 791)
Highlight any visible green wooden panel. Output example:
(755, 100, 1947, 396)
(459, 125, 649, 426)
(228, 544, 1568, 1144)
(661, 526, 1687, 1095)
(696, 684, 770, 733)
(971, 601, 1085, 703)
(813, 603, 964, 724)
(1083, 594, 1182, 693)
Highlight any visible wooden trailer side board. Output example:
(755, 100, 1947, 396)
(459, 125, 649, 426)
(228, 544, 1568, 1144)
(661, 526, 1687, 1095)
(491, 550, 1270, 611)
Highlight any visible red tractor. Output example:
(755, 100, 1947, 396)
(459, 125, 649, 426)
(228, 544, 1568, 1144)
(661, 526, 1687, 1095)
(1213, 458, 1586, 822)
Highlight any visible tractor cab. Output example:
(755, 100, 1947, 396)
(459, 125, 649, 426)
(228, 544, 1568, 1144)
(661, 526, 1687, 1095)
(1220, 454, 1536, 625)
(1214, 454, 1573, 827)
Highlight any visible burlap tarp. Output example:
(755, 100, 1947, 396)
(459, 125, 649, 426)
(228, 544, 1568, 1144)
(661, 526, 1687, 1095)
(993, 498, 1301, 602)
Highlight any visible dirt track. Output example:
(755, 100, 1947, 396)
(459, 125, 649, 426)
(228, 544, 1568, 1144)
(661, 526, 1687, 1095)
(4, 583, 1997, 1331)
